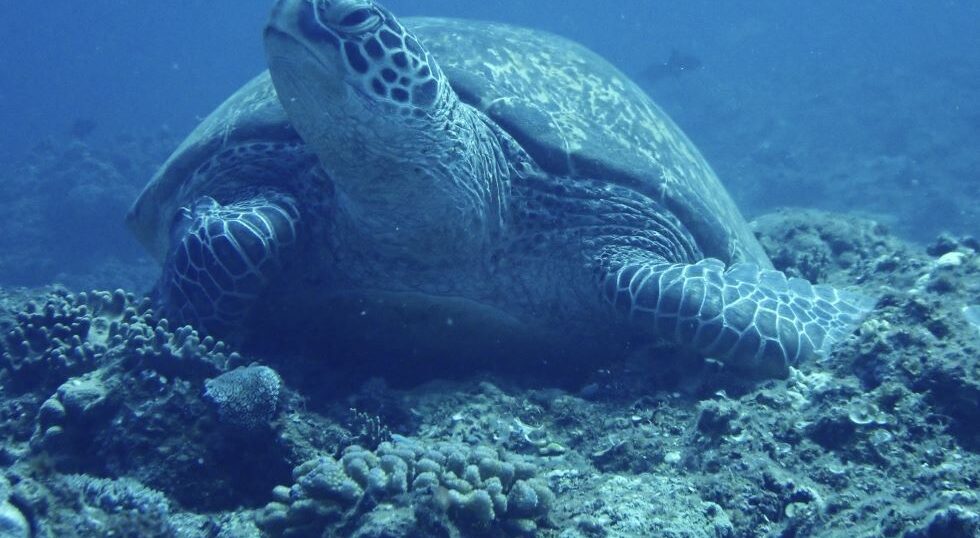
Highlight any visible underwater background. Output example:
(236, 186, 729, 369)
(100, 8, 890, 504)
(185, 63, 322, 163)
(1, 0, 978, 288)
(0, 1, 978, 537)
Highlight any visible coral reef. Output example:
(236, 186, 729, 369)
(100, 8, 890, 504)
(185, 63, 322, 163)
(0, 131, 174, 290)
(0, 476, 30, 538)
(49, 475, 174, 537)
(0, 210, 978, 537)
(258, 435, 554, 537)
(0, 288, 230, 393)
(751, 208, 922, 286)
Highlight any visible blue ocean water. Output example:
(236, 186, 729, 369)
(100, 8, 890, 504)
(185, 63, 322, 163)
(2, 2, 978, 252)
(4, 2, 978, 151)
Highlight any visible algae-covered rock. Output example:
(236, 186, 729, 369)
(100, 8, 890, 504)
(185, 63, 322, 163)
(904, 505, 980, 538)
(564, 474, 734, 538)
(752, 208, 920, 287)
(33, 474, 176, 537)
(0, 476, 29, 538)
(0, 501, 30, 538)
(204, 365, 282, 433)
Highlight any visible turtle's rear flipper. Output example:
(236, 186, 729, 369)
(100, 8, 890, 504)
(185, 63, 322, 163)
(154, 194, 299, 336)
(603, 258, 875, 377)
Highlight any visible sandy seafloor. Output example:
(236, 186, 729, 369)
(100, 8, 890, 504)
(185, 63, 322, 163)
(1, 65, 979, 538)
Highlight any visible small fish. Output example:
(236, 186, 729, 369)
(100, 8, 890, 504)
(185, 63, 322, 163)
(641, 49, 703, 84)
(68, 118, 98, 140)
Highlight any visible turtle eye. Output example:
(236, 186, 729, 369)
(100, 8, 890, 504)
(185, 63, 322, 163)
(334, 7, 382, 35)
(340, 9, 374, 27)
(309, 1, 380, 33)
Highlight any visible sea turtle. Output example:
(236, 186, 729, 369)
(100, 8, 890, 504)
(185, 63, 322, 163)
(128, 0, 874, 379)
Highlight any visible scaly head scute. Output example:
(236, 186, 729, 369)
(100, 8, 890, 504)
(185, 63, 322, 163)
(311, 0, 442, 111)
(265, 0, 458, 199)
(265, 0, 500, 261)
(266, 0, 449, 126)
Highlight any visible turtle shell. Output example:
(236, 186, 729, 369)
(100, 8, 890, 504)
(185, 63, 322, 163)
(409, 18, 771, 267)
(126, 71, 304, 262)
(131, 18, 768, 268)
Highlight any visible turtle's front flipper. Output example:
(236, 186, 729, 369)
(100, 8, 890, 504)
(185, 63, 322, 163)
(602, 258, 875, 377)
(155, 194, 299, 335)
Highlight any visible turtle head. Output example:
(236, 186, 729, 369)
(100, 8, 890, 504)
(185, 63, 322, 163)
(268, 0, 447, 103)
(265, 1, 502, 260)
(268, 1, 445, 103)
(265, 0, 452, 168)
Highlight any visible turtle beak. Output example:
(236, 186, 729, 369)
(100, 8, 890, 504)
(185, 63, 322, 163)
(265, 0, 351, 122)
(266, 0, 343, 61)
